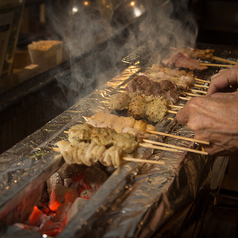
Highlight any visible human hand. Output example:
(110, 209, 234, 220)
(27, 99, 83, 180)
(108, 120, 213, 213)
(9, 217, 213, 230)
(176, 96, 238, 155)
(207, 63, 238, 96)
(210, 90, 238, 98)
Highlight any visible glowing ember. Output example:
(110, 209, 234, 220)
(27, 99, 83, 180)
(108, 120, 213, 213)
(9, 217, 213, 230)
(20, 171, 100, 236)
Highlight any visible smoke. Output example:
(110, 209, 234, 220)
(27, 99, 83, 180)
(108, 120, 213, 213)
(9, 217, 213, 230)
(137, 0, 198, 63)
(46, 0, 198, 106)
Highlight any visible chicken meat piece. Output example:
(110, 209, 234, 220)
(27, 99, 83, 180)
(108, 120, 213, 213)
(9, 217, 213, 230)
(133, 119, 148, 132)
(126, 75, 152, 94)
(126, 75, 180, 103)
(100, 146, 122, 168)
(68, 124, 93, 145)
(109, 93, 131, 110)
(90, 127, 117, 147)
(179, 47, 214, 60)
(113, 133, 138, 153)
(145, 98, 169, 123)
(128, 95, 147, 119)
(162, 51, 208, 70)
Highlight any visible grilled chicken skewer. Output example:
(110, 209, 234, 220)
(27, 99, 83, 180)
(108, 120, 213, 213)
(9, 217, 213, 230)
(109, 93, 178, 123)
(170, 47, 237, 65)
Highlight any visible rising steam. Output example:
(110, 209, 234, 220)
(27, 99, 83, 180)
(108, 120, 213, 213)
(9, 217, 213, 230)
(47, 0, 198, 105)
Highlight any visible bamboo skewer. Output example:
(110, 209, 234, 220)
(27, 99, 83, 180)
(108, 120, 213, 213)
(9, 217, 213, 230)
(200, 62, 233, 68)
(139, 143, 179, 152)
(195, 78, 210, 84)
(169, 105, 183, 109)
(123, 157, 165, 165)
(193, 84, 209, 89)
(190, 89, 207, 94)
(184, 92, 199, 97)
(212, 56, 237, 65)
(179, 96, 191, 101)
(143, 139, 208, 155)
(52, 147, 60, 152)
(146, 130, 210, 145)
(168, 110, 177, 114)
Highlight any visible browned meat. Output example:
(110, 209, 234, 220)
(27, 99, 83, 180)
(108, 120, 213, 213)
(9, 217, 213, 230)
(126, 75, 151, 93)
(126, 76, 180, 103)
(162, 51, 208, 70)
(179, 47, 215, 60)
(165, 89, 180, 104)
(142, 64, 195, 91)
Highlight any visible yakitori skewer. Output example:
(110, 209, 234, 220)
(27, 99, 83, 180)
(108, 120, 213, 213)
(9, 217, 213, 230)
(212, 56, 237, 65)
(53, 147, 165, 165)
(146, 130, 210, 145)
(143, 139, 208, 155)
(200, 62, 233, 68)
(169, 46, 237, 65)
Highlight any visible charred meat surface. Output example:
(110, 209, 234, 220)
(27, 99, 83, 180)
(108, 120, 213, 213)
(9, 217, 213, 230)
(126, 75, 181, 103)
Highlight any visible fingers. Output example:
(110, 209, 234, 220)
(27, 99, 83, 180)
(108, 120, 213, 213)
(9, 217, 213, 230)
(176, 96, 205, 125)
(207, 63, 238, 96)
(207, 73, 230, 95)
(176, 107, 188, 125)
(210, 91, 238, 99)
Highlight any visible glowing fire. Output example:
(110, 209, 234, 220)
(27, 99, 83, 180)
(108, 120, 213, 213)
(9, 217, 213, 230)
(24, 173, 98, 236)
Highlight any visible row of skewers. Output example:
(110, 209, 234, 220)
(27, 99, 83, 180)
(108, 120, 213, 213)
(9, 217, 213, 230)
(54, 47, 237, 168)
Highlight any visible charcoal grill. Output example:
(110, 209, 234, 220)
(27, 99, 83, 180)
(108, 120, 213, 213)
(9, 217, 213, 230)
(0, 42, 237, 237)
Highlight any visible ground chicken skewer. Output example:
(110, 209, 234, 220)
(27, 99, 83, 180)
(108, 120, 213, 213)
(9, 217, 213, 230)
(109, 92, 177, 123)
(109, 92, 131, 110)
